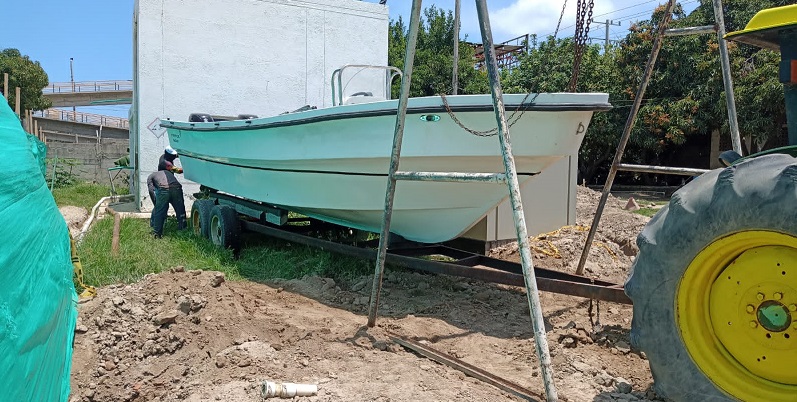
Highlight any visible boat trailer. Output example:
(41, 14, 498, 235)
(201, 190, 632, 306)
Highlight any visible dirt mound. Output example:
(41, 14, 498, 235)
(60, 206, 89, 238)
(489, 186, 650, 284)
(71, 264, 662, 402)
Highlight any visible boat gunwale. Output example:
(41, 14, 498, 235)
(161, 94, 612, 132)
(176, 150, 543, 177)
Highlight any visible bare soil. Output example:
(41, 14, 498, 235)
(69, 186, 660, 402)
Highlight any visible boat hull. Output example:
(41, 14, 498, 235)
(163, 93, 611, 243)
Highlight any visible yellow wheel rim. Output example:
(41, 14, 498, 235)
(678, 231, 797, 401)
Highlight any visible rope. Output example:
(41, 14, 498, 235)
(439, 92, 540, 137)
(530, 225, 589, 259)
(554, 0, 568, 38)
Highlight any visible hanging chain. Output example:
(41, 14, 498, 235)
(439, 92, 540, 137)
(568, 0, 595, 92)
(554, 0, 568, 38)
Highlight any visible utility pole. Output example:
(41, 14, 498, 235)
(593, 19, 621, 52)
(451, 0, 460, 95)
(70, 57, 76, 117)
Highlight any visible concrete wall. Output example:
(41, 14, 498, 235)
(34, 117, 129, 139)
(132, 0, 389, 209)
(45, 139, 130, 184)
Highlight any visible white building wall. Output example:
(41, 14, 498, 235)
(132, 0, 388, 208)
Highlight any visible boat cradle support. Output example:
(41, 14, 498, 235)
(229, 216, 631, 305)
(198, 188, 631, 304)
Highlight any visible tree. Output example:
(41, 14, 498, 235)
(616, 0, 790, 168)
(387, 6, 488, 98)
(0, 48, 51, 112)
(503, 37, 629, 183)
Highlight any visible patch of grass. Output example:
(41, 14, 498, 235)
(52, 182, 124, 210)
(632, 200, 669, 218)
(633, 208, 660, 218)
(78, 218, 239, 286)
(77, 216, 375, 287)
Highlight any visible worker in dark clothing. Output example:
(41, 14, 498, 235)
(158, 147, 183, 173)
(148, 147, 186, 237)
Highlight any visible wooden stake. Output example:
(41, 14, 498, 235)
(14, 87, 21, 116)
(2, 73, 7, 99)
(111, 212, 121, 256)
(33, 120, 38, 138)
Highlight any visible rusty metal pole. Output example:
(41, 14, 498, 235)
(367, 0, 423, 328)
(452, 0, 460, 95)
(474, 1, 557, 400)
(575, 0, 677, 276)
(712, 0, 742, 155)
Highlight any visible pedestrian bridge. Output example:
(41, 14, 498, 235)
(42, 80, 132, 107)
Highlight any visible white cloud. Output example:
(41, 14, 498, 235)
(490, 0, 621, 39)
(386, 0, 683, 44)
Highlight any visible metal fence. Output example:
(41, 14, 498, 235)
(36, 109, 129, 129)
(42, 80, 133, 94)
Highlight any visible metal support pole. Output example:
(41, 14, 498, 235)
(367, 0, 423, 328)
(394, 171, 507, 183)
(617, 163, 709, 176)
(474, 1, 557, 400)
(712, 0, 742, 155)
(576, 0, 677, 277)
(452, 0, 460, 95)
(70, 57, 76, 115)
(664, 25, 716, 36)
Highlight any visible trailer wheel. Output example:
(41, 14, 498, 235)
(191, 200, 214, 239)
(209, 205, 241, 251)
(626, 154, 797, 401)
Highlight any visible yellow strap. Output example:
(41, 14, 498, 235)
(70, 235, 96, 298)
(530, 225, 589, 259)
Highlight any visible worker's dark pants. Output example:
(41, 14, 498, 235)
(150, 186, 187, 237)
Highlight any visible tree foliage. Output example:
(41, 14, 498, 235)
(504, 37, 629, 183)
(0, 48, 51, 112)
(618, 0, 789, 165)
(388, 6, 488, 98)
(386, 1, 792, 184)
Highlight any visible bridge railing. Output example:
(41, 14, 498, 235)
(35, 109, 130, 129)
(43, 80, 133, 94)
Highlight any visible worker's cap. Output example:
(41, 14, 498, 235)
(165, 147, 178, 156)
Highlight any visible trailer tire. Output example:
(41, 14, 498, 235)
(625, 154, 797, 401)
(191, 200, 214, 239)
(209, 205, 241, 251)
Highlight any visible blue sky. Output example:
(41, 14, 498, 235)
(0, 0, 695, 117)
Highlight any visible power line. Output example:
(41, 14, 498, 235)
(591, 0, 660, 19)
(612, 0, 698, 23)
(540, 0, 699, 40)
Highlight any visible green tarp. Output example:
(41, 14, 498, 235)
(0, 99, 77, 401)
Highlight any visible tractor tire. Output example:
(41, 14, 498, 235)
(626, 154, 797, 401)
(191, 200, 214, 239)
(209, 205, 241, 251)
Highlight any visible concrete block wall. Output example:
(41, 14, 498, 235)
(46, 140, 130, 184)
(132, 0, 389, 210)
(34, 117, 129, 140)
